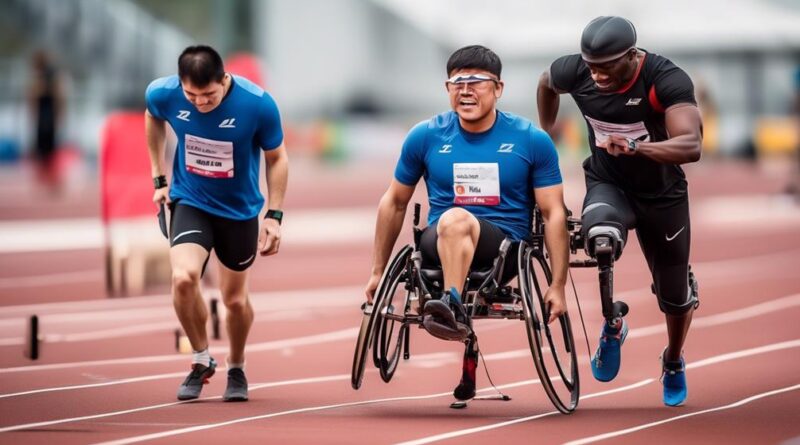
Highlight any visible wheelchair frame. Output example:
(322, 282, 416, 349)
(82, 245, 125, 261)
(352, 204, 580, 414)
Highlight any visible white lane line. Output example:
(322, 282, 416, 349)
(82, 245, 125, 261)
(563, 383, 800, 445)
(396, 380, 655, 445)
(393, 339, 800, 445)
(479, 294, 800, 362)
(0, 372, 187, 400)
(0, 374, 351, 433)
(0, 270, 101, 289)
(86, 377, 650, 445)
(0, 327, 358, 374)
(3, 339, 799, 439)
(0, 285, 362, 330)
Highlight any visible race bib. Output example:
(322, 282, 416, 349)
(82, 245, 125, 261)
(584, 115, 650, 146)
(185, 134, 234, 178)
(453, 163, 500, 206)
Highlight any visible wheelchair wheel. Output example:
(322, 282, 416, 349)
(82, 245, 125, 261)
(520, 243, 580, 414)
(351, 245, 412, 390)
(373, 248, 413, 383)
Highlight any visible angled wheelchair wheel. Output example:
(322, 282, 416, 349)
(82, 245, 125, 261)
(351, 245, 413, 390)
(520, 243, 580, 414)
(373, 248, 414, 383)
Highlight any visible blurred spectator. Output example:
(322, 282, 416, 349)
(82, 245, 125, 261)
(27, 49, 65, 194)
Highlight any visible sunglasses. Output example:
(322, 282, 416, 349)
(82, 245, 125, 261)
(446, 73, 499, 90)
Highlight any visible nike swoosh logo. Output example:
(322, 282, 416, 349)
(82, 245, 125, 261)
(665, 226, 685, 242)
(238, 254, 255, 266)
(172, 230, 202, 243)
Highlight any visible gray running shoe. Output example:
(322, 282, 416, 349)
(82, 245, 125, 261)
(223, 368, 249, 402)
(176, 357, 216, 400)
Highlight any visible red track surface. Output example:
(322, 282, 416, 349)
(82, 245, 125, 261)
(1, 158, 799, 444)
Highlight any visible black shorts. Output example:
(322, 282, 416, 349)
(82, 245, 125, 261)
(169, 203, 258, 272)
(419, 217, 519, 284)
(581, 176, 694, 315)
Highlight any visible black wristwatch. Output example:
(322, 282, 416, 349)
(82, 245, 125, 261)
(264, 209, 283, 225)
(153, 175, 168, 189)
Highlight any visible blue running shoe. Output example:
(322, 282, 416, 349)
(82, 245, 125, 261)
(661, 352, 687, 407)
(590, 319, 628, 382)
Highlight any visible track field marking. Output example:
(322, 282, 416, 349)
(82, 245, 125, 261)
(1, 341, 798, 437)
(3, 292, 799, 377)
(394, 338, 800, 445)
(563, 383, 800, 445)
(0, 327, 358, 374)
(86, 379, 650, 445)
(0, 374, 352, 433)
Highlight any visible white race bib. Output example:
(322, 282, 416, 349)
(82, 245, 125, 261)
(584, 115, 650, 146)
(185, 134, 234, 178)
(453, 163, 500, 206)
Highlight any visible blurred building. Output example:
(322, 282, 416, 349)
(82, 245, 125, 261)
(0, 0, 799, 159)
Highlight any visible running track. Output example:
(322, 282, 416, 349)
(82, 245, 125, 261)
(1, 158, 799, 444)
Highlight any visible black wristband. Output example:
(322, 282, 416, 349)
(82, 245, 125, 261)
(264, 209, 283, 225)
(153, 175, 168, 189)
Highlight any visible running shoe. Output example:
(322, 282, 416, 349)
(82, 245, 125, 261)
(223, 368, 249, 402)
(453, 348, 478, 401)
(422, 288, 471, 341)
(177, 357, 217, 400)
(661, 351, 687, 407)
(590, 319, 628, 382)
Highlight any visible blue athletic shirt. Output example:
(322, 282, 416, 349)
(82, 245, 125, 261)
(394, 111, 562, 241)
(145, 75, 283, 220)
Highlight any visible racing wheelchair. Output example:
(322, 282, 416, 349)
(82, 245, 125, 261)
(351, 204, 581, 414)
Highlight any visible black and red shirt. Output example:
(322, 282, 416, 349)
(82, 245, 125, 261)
(550, 50, 696, 199)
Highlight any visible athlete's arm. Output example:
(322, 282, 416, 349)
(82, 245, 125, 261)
(259, 142, 288, 256)
(606, 103, 702, 164)
(537, 70, 562, 137)
(365, 179, 415, 303)
(145, 109, 169, 204)
(534, 184, 569, 324)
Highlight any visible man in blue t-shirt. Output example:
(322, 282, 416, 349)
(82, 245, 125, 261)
(365, 45, 569, 402)
(145, 45, 289, 402)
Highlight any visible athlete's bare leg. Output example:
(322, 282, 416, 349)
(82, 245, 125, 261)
(218, 265, 253, 365)
(170, 243, 210, 352)
(436, 208, 481, 292)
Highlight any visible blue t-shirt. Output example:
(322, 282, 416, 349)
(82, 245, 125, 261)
(145, 75, 283, 220)
(394, 111, 562, 241)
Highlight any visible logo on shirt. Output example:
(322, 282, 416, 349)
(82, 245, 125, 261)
(218, 118, 237, 128)
(176, 110, 191, 121)
(438, 144, 453, 154)
(625, 98, 642, 106)
(498, 143, 514, 153)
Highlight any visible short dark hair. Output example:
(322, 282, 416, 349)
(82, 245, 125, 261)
(178, 45, 225, 87)
(446, 45, 502, 79)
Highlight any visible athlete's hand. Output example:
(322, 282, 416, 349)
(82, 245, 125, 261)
(598, 134, 635, 157)
(259, 218, 281, 256)
(364, 271, 382, 304)
(544, 285, 567, 324)
(152, 187, 170, 205)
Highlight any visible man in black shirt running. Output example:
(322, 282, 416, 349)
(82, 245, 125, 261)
(537, 16, 702, 406)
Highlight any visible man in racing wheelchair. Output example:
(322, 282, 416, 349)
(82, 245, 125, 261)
(364, 45, 570, 402)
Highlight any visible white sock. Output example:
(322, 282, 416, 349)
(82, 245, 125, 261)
(227, 358, 245, 371)
(192, 348, 211, 368)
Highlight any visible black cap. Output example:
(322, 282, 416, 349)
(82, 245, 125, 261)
(581, 16, 637, 63)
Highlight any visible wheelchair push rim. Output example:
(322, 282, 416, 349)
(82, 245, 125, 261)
(520, 243, 580, 414)
(351, 245, 413, 389)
